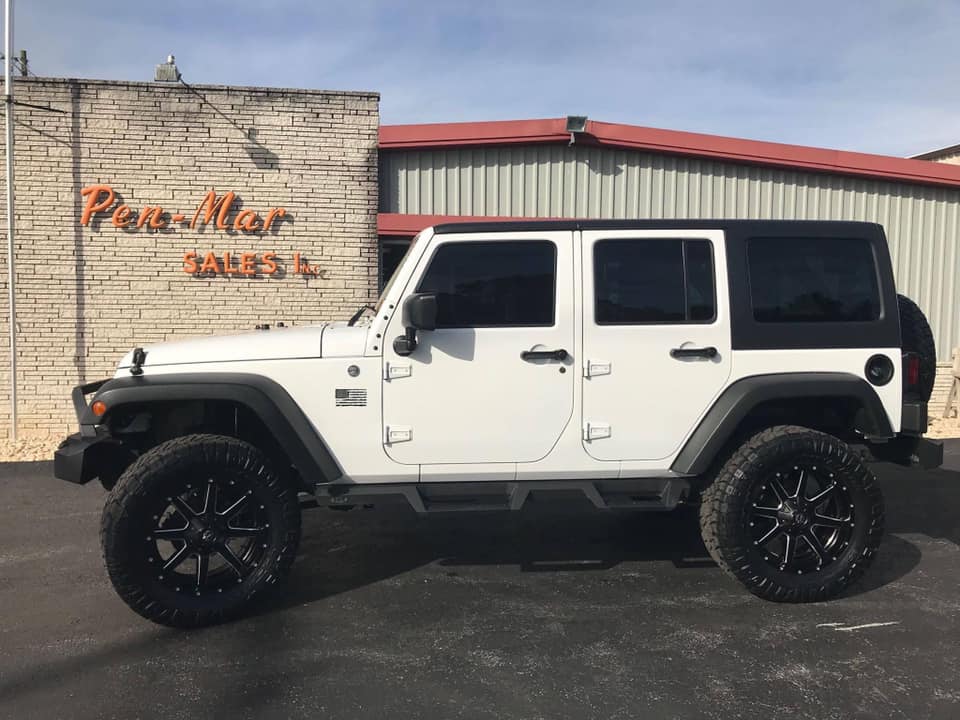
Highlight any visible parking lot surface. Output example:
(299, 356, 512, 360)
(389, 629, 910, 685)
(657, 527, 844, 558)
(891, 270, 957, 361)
(1, 448, 959, 719)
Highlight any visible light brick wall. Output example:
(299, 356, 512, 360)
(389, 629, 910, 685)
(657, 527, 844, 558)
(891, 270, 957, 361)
(926, 151, 960, 165)
(0, 77, 380, 438)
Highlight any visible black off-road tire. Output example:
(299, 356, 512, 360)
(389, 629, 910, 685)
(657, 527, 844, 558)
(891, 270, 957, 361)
(898, 293, 936, 401)
(699, 425, 884, 602)
(101, 434, 301, 628)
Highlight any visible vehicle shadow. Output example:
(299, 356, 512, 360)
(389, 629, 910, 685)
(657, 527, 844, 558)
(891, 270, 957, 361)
(269, 465, 941, 613)
(267, 501, 713, 614)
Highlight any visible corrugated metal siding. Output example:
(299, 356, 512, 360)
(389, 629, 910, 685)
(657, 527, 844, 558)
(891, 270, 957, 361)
(381, 146, 960, 360)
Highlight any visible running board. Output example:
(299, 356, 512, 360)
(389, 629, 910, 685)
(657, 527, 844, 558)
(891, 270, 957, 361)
(315, 478, 690, 514)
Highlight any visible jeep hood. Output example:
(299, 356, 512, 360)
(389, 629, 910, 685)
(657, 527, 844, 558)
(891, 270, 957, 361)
(117, 323, 369, 369)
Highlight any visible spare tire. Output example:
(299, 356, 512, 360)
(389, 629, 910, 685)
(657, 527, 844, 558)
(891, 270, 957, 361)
(897, 294, 936, 401)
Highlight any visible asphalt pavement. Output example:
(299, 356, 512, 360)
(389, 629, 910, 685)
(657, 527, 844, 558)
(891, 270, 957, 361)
(1, 448, 959, 719)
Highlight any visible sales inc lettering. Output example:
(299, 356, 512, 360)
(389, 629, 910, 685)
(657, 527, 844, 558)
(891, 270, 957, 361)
(77, 184, 325, 278)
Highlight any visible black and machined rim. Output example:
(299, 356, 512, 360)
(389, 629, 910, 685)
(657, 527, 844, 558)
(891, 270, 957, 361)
(746, 462, 855, 575)
(142, 473, 272, 597)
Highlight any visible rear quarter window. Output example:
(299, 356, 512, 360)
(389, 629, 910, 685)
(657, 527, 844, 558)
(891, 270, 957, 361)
(747, 237, 881, 323)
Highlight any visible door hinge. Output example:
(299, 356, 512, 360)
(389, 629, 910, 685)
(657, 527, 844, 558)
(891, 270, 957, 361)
(584, 359, 611, 378)
(583, 422, 611, 441)
(385, 425, 413, 444)
(384, 362, 412, 380)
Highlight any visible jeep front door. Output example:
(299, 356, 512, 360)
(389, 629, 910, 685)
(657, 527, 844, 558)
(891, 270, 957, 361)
(581, 230, 731, 462)
(382, 232, 574, 469)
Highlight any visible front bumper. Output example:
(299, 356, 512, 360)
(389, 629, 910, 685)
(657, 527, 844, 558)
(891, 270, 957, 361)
(54, 378, 118, 484)
(54, 429, 114, 484)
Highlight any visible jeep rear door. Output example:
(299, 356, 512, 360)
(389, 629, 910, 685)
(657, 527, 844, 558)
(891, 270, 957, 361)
(580, 229, 731, 462)
(381, 231, 575, 470)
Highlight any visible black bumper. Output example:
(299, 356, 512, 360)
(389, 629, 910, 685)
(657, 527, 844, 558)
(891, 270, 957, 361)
(901, 400, 929, 435)
(867, 434, 943, 470)
(55, 378, 116, 484)
(54, 429, 114, 484)
(912, 436, 944, 469)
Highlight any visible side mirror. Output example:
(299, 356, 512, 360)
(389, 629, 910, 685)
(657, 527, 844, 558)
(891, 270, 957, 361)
(404, 293, 437, 331)
(393, 293, 438, 356)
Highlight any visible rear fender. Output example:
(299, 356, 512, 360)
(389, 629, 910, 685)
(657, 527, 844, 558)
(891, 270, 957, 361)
(671, 373, 894, 476)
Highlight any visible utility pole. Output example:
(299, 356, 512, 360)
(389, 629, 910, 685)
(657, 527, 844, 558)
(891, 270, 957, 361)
(4, 0, 16, 439)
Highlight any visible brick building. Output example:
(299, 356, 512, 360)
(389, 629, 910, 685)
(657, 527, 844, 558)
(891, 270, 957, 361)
(0, 77, 379, 436)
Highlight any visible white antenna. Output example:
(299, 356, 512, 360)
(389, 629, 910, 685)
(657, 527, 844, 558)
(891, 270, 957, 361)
(4, 0, 16, 439)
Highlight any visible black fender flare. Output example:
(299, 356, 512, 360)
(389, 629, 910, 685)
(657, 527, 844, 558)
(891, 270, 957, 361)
(83, 373, 342, 486)
(670, 372, 894, 476)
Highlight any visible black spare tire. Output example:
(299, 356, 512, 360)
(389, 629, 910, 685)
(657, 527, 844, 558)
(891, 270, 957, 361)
(897, 294, 936, 401)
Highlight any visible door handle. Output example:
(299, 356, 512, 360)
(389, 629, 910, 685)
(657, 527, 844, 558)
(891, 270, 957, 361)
(521, 348, 568, 362)
(670, 346, 718, 360)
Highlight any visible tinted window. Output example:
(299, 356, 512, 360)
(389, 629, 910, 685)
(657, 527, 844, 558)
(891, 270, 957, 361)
(416, 241, 556, 327)
(748, 238, 880, 322)
(594, 239, 715, 324)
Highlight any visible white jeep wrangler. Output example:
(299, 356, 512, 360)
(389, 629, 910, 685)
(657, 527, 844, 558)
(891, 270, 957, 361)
(55, 220, 942, 627)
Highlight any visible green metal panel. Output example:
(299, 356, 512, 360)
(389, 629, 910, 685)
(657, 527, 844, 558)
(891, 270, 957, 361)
(380, 146, 960, 359)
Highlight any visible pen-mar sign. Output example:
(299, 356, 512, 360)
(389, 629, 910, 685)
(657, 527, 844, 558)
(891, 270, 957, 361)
(79, 184, 327, 278)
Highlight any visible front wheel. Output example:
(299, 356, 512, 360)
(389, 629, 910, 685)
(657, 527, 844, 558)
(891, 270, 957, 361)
(101, 434, 301, 628)
(699, 425, 884, 602)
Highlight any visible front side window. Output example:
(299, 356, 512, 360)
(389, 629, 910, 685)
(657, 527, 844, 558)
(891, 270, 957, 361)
(416, 240, 556, 328)
(747, 237, 880, 322)
(594, 238, 716, 324)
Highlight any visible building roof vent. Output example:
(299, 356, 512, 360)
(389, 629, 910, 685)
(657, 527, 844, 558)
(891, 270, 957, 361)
(154, 55, 181, 83)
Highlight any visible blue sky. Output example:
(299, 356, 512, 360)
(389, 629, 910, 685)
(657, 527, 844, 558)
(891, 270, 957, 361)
(11, 0, 960, 156)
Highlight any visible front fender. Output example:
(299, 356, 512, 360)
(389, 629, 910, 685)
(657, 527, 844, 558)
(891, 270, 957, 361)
(82, 373, 342, 485)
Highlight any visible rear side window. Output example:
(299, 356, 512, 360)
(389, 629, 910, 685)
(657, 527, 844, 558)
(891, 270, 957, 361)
(416, 240, 556, 328)
(594, 238, 716, 324)
(747, 238, 880, 323)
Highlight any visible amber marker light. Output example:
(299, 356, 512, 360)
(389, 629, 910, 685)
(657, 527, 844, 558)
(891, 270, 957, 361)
(91, 400, 107, 417)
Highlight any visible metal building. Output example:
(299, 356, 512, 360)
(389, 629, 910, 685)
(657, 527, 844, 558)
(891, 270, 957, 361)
(378, 118, 960, 378)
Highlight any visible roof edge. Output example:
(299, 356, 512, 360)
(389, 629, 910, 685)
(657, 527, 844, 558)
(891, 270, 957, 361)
(380, 118, 960, 190)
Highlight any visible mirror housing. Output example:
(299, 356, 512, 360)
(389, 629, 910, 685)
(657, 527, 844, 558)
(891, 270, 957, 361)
(393, 293, 438, 356)
(403, 293, 438, 331)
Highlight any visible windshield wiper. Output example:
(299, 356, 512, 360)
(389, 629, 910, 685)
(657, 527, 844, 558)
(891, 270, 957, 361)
(347, 305, 377, 327)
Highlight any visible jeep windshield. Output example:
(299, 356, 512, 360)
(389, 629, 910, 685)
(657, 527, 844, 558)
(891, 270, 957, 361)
(373, 230, 422, 312)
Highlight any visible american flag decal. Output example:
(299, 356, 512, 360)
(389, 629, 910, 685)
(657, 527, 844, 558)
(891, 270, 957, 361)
(335, 388, 367, 407)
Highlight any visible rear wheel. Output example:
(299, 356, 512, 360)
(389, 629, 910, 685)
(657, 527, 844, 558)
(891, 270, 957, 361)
(699, 425, 883, 602)
(101, 434, 301, 628)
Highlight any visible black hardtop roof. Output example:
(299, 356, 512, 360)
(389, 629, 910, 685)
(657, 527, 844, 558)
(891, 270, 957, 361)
(431, 219, 885, 235)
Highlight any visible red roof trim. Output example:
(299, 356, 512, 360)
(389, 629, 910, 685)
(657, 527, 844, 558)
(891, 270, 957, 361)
(379, 118, 960, 189)
(379, 118, 570, 149)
